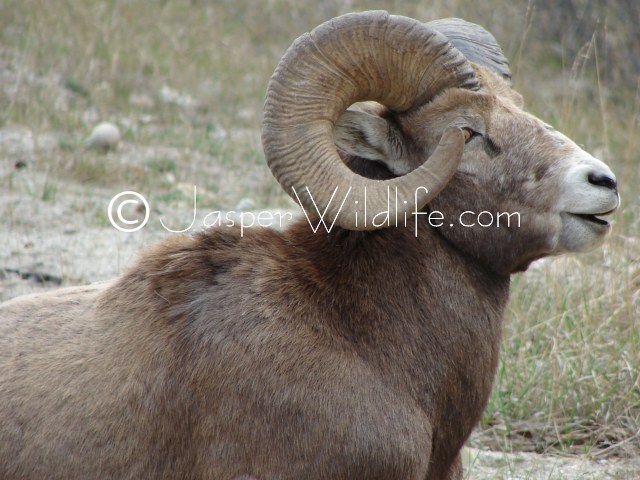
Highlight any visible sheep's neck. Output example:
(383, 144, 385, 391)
(427, 174, 557, 275)
(282, 217, 510, 457)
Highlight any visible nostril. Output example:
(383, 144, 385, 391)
(588, 172, 617, 191)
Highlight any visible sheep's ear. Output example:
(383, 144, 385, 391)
(334, 110, 410, 175)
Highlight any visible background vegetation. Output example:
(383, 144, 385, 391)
(1, 0, 638, 462)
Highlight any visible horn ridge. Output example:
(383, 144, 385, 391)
(263, 11, 476, 230)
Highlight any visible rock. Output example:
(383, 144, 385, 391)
(234, 198, 255, 212)
(87, 122, 121, 152)
(0, 127, 35, 163)
(159, 85, 195, 108)
(129, 93, 155, 109)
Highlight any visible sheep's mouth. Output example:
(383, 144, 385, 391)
(570, 210, 615, 227)
(575, 213, 609, 226)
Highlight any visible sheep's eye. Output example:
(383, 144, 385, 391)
(461, 127, 501, 157)
(462, 127, 481, 144)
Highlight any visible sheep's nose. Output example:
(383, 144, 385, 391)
(588, 172, 617, 191)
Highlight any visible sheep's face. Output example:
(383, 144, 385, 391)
(335, 66, 619, 268)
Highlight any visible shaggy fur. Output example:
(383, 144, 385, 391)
(1, 209, 510, 479)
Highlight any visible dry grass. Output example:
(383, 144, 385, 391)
(1, 0, 638, 461)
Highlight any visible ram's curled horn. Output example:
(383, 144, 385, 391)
(426, 18, 512, 83)
(262, 10, 478, 231)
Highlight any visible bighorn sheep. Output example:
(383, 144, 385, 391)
(0, 11, 619, 480)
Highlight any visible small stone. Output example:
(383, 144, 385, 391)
(234, 198, 255, 212)
(87, 122, 121, 152)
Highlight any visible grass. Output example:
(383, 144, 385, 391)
(479, 252, 640, 457)
(1, 0, 638, 463)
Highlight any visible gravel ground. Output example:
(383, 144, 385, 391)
(462, 448, 639, 479)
